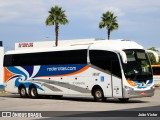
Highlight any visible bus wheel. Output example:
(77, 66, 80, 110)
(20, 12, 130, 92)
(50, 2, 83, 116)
(19, 86, 28, 98)
(93, 88, 105, 102)
(29, 86, 39, 99)
(118, 98, 129, 102)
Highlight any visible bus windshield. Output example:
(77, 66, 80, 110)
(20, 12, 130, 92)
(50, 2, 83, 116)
(123, 49, 152, 80)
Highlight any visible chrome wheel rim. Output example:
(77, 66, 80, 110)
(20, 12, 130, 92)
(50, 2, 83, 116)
(31, 88, 36, 97)
(21, 88, 26, 96)
(95, 91, 102, 98)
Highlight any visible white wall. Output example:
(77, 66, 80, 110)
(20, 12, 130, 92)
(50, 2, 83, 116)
(0, 47, 4, 89)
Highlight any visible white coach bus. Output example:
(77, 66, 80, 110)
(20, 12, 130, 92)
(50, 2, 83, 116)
(4, 39, 155, 102)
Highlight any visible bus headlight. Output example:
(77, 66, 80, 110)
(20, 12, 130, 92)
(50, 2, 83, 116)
(124, 85, 134, 91)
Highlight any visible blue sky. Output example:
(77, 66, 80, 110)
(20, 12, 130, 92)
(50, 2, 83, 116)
(0, 0, 160, 51)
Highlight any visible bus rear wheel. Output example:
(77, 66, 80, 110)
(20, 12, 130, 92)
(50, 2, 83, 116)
(93, 88, 105, 102)
(19, 86, 28, 98)
(29, 86, 39, 99)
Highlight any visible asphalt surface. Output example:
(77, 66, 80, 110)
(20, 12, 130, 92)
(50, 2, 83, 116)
(0, 88, 160, 120)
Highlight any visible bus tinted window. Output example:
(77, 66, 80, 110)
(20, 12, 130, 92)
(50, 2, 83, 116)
(89, 50, 121, 78)
(4, 55, 13, 66)
(4, 50, 87, 66)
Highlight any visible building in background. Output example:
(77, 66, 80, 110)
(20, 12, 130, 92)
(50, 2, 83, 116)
(0, 41, 4, 90)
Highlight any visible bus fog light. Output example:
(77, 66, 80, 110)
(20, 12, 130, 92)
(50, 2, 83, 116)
(151, 86, 155, 89)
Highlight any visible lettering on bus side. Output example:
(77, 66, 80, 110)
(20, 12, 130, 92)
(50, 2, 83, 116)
(93, 73, 100, 76)
(47, 67, 76, 71)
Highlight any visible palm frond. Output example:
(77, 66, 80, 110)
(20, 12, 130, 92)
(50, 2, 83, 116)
(99, 11, 119, 39)
(46, 6, 69, 26)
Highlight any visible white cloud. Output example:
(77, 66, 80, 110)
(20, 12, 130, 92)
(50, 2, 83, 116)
(102, 7, 125, 17)
(0, 11, 19, 21)
(0, 0, 160, 50)
(0, 0, 125, 24)
(0, 0, 49, 24)
(0, 0, 160, 24)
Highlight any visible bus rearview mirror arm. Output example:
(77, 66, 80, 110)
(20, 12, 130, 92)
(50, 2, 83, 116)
(114, 50, 127, 64)
(119, 51, 127, 64)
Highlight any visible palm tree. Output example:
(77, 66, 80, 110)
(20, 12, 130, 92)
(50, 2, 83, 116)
(46, 6, 69, 46)
(99, 11, 118, 40)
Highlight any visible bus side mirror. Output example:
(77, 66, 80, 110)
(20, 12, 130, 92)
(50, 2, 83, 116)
(120, 51, 127, 64)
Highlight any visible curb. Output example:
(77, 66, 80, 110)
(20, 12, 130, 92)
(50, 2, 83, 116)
(0, 91, 8, 94)
(155, 84, 160, 88)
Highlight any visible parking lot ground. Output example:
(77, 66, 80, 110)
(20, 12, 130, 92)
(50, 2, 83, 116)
(0, 88, 160, 111)
(0, 88, 160, 119)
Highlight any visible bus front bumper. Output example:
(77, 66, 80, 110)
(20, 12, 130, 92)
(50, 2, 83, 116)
(123, 87, 155, 98)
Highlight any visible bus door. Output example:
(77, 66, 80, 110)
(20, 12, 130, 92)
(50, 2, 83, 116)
(111, 60, 123, 98)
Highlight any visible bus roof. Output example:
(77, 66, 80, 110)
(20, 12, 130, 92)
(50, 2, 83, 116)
(6, 39, 143, 55)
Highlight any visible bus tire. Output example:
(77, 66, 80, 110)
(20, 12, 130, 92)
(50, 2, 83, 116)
(93, 88, 105, 102)
(29, 86, 39, 99)
(19, 86, 28, 98)
(118, 98, 129, 102)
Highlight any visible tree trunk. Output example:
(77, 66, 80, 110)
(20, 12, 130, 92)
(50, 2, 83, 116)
(55, 23, 59, 46)
(108, 30, 110, 40)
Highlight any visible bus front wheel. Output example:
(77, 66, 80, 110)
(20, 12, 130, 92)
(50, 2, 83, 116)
(93, 88, 105, 102)
(29, 86, 39, 99)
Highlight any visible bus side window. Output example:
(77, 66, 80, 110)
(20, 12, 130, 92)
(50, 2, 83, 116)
(89, 50, 121, 78)
(4, 50, 88, 66)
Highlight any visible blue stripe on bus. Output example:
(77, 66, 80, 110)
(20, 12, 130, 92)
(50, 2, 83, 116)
(7, 67, 27, 80)
(0, 85, 4, 90)
(6, 64, 88, 92)
(33, 64, 87, 78)
(15, 78, 44, 91)
(21, 66, 34, 77)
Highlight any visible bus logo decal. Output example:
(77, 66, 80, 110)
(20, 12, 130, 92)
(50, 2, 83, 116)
(101, 76, 104, 82)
